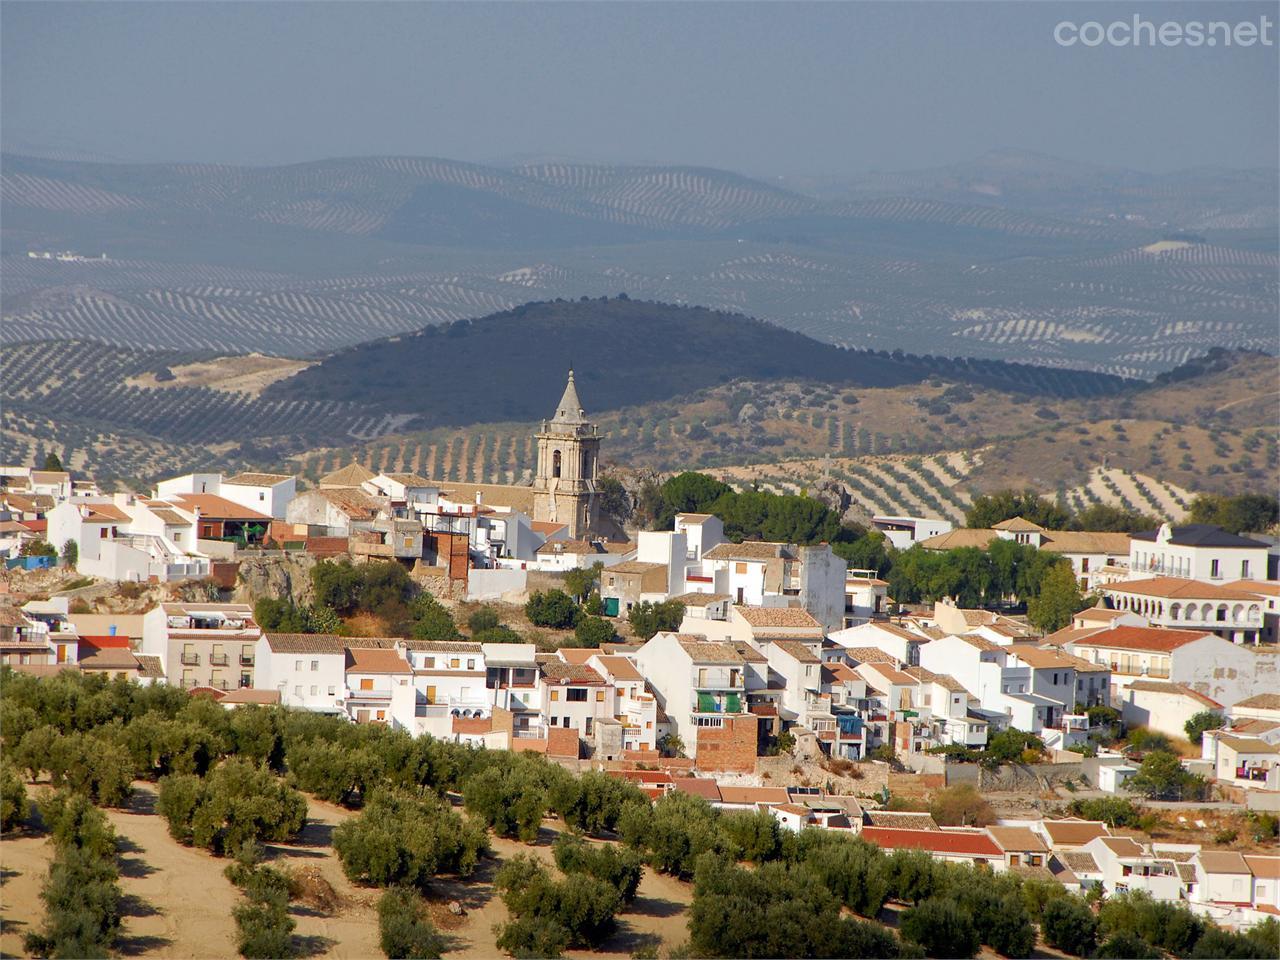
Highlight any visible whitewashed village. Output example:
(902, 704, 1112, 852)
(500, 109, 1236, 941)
(4, 368, 1279, 947)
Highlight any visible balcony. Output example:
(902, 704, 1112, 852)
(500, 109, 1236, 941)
(693, 692, 743, 714)
(180, 652, 201, 666)
(209, 653, 230, 666)
(240, 653, 255, 666)
(180, 678, 198, 689)
(346, 687, 392, 701)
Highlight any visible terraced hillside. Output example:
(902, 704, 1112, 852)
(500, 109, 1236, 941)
(4, 152, 1275, 374)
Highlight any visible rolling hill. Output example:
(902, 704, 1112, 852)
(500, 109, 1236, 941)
(3, 151, 1275, 376)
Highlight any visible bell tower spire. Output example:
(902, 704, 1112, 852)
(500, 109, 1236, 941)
(533, 368, 601, 538)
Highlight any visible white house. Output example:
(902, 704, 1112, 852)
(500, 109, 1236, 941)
(843, 570, 890, 627)
(830, 621, 928, 667)
(1085, 835, 1182, 900)
(254, 633, 348, 712)
(1202, 732, 1280, 791)
(1128, 523, 1270, 583)
(1102, 577, 1268, 645)
(141, 602, 260, 691)
(698, 541, 846, 632)
(220, 472, 297, 520)
(588, 653, 658, 753)
(343, 646, 414, 725)
(1121, 680, 1222, 740)
(871, 515, 953, 551)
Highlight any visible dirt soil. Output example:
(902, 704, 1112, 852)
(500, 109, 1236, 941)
(0, 783, 693, 959)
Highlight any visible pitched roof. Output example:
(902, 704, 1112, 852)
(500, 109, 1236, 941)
(861, 826, 1001, 857)
(537, 660, 605, 684)
(669, 591, 732, 605)
(675, 513, 716, 524)
(1244, 855, 1280, 879)
(772, 639, 821, 664)
(1057, 850, 1102, 874)
(1043, 625, 1110, 648)
(434, 481, 536, 514)
(594, 655, 643, 682)
(1228, 579, 1280, 597)
(919, 529, 997, 550)
(536, 538, 607, 555)
(1077, 607, 1133, 623)
(1215, 734, 1280, 755)
(265, 633, 348, 654)
(676, 637, 745, 664)
(550, 368, 588, 425)
(167, 493, 271, 521)
(378, 472, 433, 487)
(134, 655, 165, 679)
(733, 606, 823, 629)
(223, 472, 293, 486)
(1039, 531, 1132, 555)
(1070, 626, 1214, 653)
(727, 641, 768, 664)
(716, 786, 789, 806)
(1097, 836, 1146, 858)
(902, 666, 968, 693)
(1008, 646, 1082, 669)
(220, 688, 282, 705)
(864, 811, 940, 830)
(345, 648, 412, 674)
(312, 487, 383, 520)
(671, 777, 722, 801)
(400, 639, 482, 653)
(988, 826, 1050, 853)
(78, 648, 141, 670)
(319, 462, 376, 487)
(607, 560, 666, 576)
(1040, 819, 1109, 846)
(1198, 850, 1252, 875)
(1230, 692, 1280, 711)
(1126, 680, 1222, 708)
(1130, 524, 1269, 548)
(992, 517, 1046, 532)
(704, 541, 792, 561)
(840, 646, 901, 665)
(1104, 577, 1266, 601)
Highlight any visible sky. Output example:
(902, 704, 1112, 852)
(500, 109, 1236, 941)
(2, 1, 1277, 177)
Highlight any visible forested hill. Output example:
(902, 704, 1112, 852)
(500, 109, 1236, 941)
(264, 298, 1132, 428)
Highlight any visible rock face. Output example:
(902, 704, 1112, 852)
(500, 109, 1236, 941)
(232, 553, 318, 607)
(810, 478, 851, 515)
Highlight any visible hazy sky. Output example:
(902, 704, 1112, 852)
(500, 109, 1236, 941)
(3, 1, 1277, 176)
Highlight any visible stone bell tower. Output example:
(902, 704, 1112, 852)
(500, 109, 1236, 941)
(533, 369, 600, 539)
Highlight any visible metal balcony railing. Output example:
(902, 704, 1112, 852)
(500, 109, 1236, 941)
(180, 652, 200, 666)
(209, 653, 229, 666)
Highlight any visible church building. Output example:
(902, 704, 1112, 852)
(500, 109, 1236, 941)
(533, 369, 601, 539)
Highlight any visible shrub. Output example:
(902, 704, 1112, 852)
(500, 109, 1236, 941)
(525, 590, 579, 629)
(927, 784, 994, 827)
(1068, 796, 1143, 828)
(717, 809, 784, 864)
(377, 886, 444, 959)
(233, 895, 296, 959)
(462, 758, 563, 842)
(157, 758, 307, 855)
(334, 789, 487, 887)
(627, 599, 685, 641)
(548, 770, 647, 837)
(1040, 895, 1098, 956)
(494, 855, 622, 950)
(410, 593, 459, 641)
(900, 897, 980, 958)
(466, 607, 501, 634)
(573, 615, 616, 647)
(617, 791, 723, 878)
(1185, 710, 1226, 745)
(1095, 931, 1161, 959)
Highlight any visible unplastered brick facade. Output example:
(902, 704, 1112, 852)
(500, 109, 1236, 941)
(695, 714, 758, 773)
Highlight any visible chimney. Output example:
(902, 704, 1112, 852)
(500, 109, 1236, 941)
(475, 492, 482, 505)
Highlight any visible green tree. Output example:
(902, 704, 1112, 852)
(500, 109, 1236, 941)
(1026, 562, 1088, 632)
(233, 893, 296, 959)
(60, 539, 79, 567)
(20, 539, 57, 558)
(462, 761, 560, 843)
(43, 452, 64, 471)
(1185, 710, 1226, 745)
(928, 784, 994, 827)
(564, 563, 603, 603)
(1189, 493, 1279, 534)
(596, 475, 632, 526)
(410, 593, 459, 641)
(1094, 931, 1161, 959)
(1040, 896, 1098, 956)
(0, 762, 28, 831)
(627, 599, 684, 641)
(1071, 503, 1159, 533)
(378, 886, 444, 959)
(553, 834, 643, 902)
(311, 559, 366, 615)
(660, 472, 733, 522)
(525, 589, 579, 629)
(899, 897, 980, 958)
(965, 489, 1070, 530)
(157, 759, 307, 855)
(573, 615, 616, 647)
(1127, 750, 1205, 800)
(333, 789, 487, 887)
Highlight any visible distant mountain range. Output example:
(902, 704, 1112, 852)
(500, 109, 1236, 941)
(2, 150, 1276, 376)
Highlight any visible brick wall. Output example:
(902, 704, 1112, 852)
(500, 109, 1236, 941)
(209, 562, 239, 590)
(547, 726, 582, 759)
(695, 715, 759, 774)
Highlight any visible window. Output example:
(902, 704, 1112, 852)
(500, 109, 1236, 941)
(467, 659, 475, 670)
(404, 538, 413, 549)
(310, 685, 317, 696)
(258, 492, 265, 501)
(311, 660, 319, 671)
(735, 562, 747, 575)
(1211, 559, 1221, 578)
(550, 690, 560, 701)
(595, 690, 605, 702)
(645, 721, 653, 729)
(328, 686, 335, 696)
(562, 717, 570, 728)
(567, 688, 587, 702)
(424, 657, 435, 668)
(1242, 560, 1251, 578)
(450, 658, 460, 669)
(552, 450, 562, 478)
(296, 660, 303, 671)
(360, 678, 373, 691)
(585, 717, 593, 736)
(425, 686, 436, 703)
(294, 685, 302, 696)
(376, 710, 385, 721)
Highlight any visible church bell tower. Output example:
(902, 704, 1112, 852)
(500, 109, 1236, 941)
(533, 369, 601, 539)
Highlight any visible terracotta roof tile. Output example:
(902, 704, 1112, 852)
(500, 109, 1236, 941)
(733, 606, 823, 629)
(861, 826, 1001, 857)
(1071, 626, 1214, 653)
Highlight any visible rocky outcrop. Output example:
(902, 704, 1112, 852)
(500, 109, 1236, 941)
(232, 553, 318, 607)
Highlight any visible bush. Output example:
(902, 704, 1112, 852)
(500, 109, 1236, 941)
(1040, 896, 1098, 956)
(466, 607, 501, 634)
(573, 615, 616, 647)
(900, 898, 980, 958)
(43, 730, 136, 806)
(617, 791, 723, 879)
(928, 784, 994, 827)
(462, 757, 565, 842)
(548, 770, 648, 836)
(334, 789, 487, 887)
(1185, 710, 1226, 745)
(1069, 796, 1143, 827)
(495, 855, 622, 950)
(410, 593, 459, 641)
(525, 590, 579, 629)
(157, 758, 307, 855)
(1, 762, 28, 830)
(233, 895, 296, 959)
(377, 886, 444, 959)
(1095, 931, 1161, 959)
